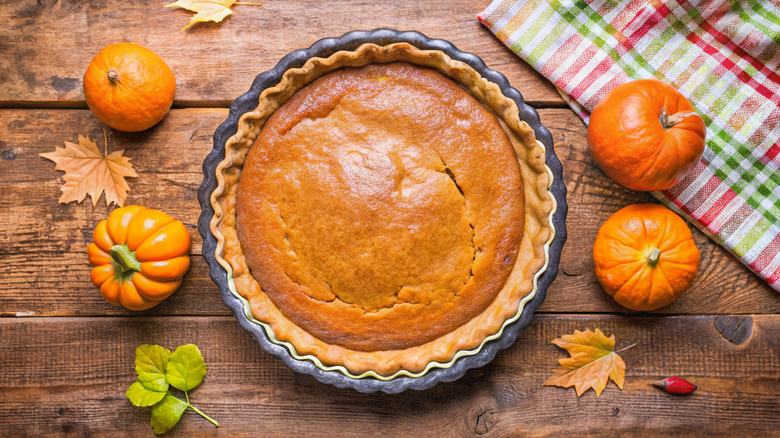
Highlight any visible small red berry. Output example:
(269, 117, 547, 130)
(649, 377, 697, 395)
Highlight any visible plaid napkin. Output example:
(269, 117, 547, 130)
(479, 0, 780, 291)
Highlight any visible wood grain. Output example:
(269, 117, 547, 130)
(0, 0, 564, 107)
(1, 1, 777, 436)
(1, 108, 776, 317)
(0, 315, 777, 436)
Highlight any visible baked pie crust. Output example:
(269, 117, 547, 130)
(210, 42, 553, 378)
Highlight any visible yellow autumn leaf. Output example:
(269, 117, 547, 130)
(542, 328, 629, 397)
(40, 134, 138, 207)
(164, 0, 262, 32)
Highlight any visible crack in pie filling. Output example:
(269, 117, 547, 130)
(212, 43, 553, 377)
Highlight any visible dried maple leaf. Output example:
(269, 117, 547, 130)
(164, 0, 262, 31)
(40, 133, 138, 207)
(542, 328, 631, 397)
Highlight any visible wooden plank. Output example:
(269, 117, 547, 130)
(1, 108, 777, 316)
(0, 108, 226, 316)
(0, 0, 563, 107)
(0, 256, 226, 317)
(0, 314, 777, 436)
(0, 108, 222, 227)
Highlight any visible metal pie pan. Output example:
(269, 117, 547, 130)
(198, 29, 568, 393)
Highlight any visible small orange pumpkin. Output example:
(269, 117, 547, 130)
(593, 203, 700, 311)
(83, 43, 176, 132)
(88, 206, 190, 310)
(588, 79, 706, 191)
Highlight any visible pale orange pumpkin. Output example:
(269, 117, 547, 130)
(593, 203, 700, 311)
(83, 43, 176, 132)
(588, 79, 706, 191)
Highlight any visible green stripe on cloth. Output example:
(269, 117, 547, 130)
(743, 0, 780, 39)
(509, 6, 557, 54)
(526, 14, 569, 65)
(548, 0, 645, 78)
(734, 216, 772, 255)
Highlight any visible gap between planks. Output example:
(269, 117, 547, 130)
(2, 313, 778, 322)
(0, 100, 571, 110)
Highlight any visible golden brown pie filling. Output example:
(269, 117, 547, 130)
(236, 63, 524, 352)
(212, 43, 553, 377)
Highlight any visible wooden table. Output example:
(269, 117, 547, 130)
(1, 1, 778, 436)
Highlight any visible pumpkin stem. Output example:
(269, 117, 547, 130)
(110, 244, 141, 276)
(107, 68, 120, 85)
(660, 108, 698, 129)
(647, 247, 661, 266)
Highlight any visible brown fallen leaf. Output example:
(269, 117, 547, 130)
(542, 328, 633, 397)
(40, 133, 138, 207)
(164, 0, 262, 31)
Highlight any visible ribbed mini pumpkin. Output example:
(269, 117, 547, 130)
(593, 203, 700, 311)
(88, 206, 190, 310)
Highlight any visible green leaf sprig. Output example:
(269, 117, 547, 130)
(126, 344, 218, 434)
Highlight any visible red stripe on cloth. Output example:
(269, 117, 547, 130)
(606, 0, 647, 45)
(686, 32, 779, 104)
(569, 55, 615, 103)
(728, 94, 778, 136)
(619, 3, 672, 55)
(675, 188, 708, 216)
(741, 28, 766, 54)
(583, 71, 632, 110)
(749, 232, 780, 274)
(768, 264, 780, 284)
(737, 71, 779, 104)
(678, 175, 723, 216)
(664, 160, 707, 199)
(594, 0, 613, 18)
(749, 135, 780, 169)
(701, 0, 732, 24)
(669, 52, 710, 88)
(737, 98, 780, 167)
(476, 1, 502, 25)
(618, 1, 647, 33)
(717, 51, 736, 70)
(718, 201, 755, 241)
(698, 19, 780, 89)
(757, 42, 780, 69)
(540, 33, 585, 78)
(762, 144, 780, 165)
(558, 45, 601, 100)
(700, 187, 738, 230)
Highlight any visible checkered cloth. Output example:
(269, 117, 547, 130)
(479, 0, 780, 291)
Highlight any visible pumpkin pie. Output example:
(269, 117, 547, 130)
(210, 42, 553, 378)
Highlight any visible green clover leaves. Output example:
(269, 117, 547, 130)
(134, 344, 170, 393)
(126, 344, 218, 434)
(165, 344, 207, 392)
